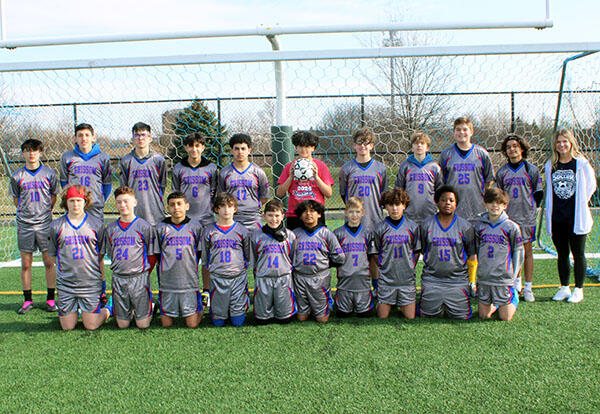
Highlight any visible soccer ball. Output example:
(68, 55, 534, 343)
(294, 158, 314, 181)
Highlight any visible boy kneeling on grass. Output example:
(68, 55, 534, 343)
(202, 192, 251, 327)
(372, 189, 421, 320)
(474, 188, 524, 321)
(333, 197, 377, 317)
(48, 185, 111, 331)
(292, 200, 345, 323)
(105, 186, 157, 329)
(156, 192, 204, 328)
(249, 199, 297, 324)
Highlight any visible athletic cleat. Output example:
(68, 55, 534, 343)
(567, 287, 584, 303)
(552, 286, 571, 301)
(201, 290, 210, 309)
(17, 301, 34, 314)
(100, 292, 108, 307)
(46, 299, 58, 312)
(523, 289, 535, 303)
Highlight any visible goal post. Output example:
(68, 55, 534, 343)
(0, 41, 599, 276)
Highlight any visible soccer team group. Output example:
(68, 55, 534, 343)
(10, 117, 582, 330)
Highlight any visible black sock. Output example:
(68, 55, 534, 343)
(337, 310, 352, 318)
(276, 317, 293, 324)
(47, 288, 55, 301)
(23, 290, 32, 302)
(255, 318, 275, 325)
(357, 309, 374, 318)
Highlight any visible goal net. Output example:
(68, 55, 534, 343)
(0, 42, 598, 275)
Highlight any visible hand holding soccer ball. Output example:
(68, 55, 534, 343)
(294, 158, 315, 181)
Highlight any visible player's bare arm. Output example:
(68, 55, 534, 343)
(311, 160, 333, 198)
(275, 160, 296, 197)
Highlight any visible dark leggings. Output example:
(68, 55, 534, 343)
(551, 221, 587, 289)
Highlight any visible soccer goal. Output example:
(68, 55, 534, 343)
(0, 33, 598, 270)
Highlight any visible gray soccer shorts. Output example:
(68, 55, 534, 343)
(376, 282, 416, 307)
(209, 272, 249, 320)
(478, 284, 519, 308)
(293, 273, 332, 318)
(159, 290, 202, 318)
(17, 222, 51, 253)
(56, 289, 102, 316)
(253, 275, 297, 320)
(335, 289, 374, 313)
(112, 272, 153, 321)
(419, 280, 472, 319)
(517, 223, 536, 244)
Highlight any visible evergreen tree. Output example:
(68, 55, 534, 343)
(169, 100, 229, 167)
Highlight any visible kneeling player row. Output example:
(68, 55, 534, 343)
(48, 183, 523, 331)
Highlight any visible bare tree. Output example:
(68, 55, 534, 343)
(365, 31, 455, 132)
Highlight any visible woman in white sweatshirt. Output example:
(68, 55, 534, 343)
(545, 128, 596, 303)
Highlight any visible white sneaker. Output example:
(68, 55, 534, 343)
(552, 286, 571, 301)
(523, 289, 535, 302)
(514, 277, 523, 294)
(567, 287, 584, 303)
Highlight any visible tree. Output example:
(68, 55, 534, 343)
(366, 31, 454, 132)
(168, 100, 229, 167)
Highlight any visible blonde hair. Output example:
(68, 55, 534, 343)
(345, 197, 364, 211)
(552, 128, 583, 168)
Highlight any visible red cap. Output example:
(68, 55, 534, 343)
(66, 186, 86, 200)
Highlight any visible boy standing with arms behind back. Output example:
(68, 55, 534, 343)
(60, 123, 112, 220)
(10, 139, 60, 314)
(338, 127, 387, 231)
(119, 122, 167, 226)
(439, 117, 495, 222)
(395, 132, 443, 224)
(217, 133, 271, 232)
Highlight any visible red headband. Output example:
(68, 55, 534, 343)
(66, 186, 86, 200)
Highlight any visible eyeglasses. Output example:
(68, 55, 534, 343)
(354, 141, 372, 147)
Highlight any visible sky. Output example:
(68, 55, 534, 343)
(0, 0, 598, 63)
(0, 0, 598, 137)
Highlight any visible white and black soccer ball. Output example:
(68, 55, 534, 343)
(294, 158, 314, 181)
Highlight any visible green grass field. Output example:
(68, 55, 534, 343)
(2, 258, 600, 412)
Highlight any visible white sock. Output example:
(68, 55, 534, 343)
(524, 282, 532, 291)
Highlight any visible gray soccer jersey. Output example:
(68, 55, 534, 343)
(156, 218, 203, 293)
(292, 226, 345, 278)
(474, 212, 524, 286)
(47, 214, 106, 295)
(333, 224, 374, 292)
(249, 228, 296, 278)
(217, 163, 271, 228)
(338, 159, 388, 230)
(172, 159, 218, 224)
(60, 148, 112, 219)
(395, 157, 443, 223)
(119, 150, 167, 226)
(372, 217, 421, 287)
(439, 144, 495, 221)
(9, 165, 59, 225)
(420, 214, 476, 284)
(201, 222, 251, 277)
(495, 161, 543, 227)
(105, 217, 157, 276)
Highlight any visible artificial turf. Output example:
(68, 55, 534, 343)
(1, 258, 600, 412)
